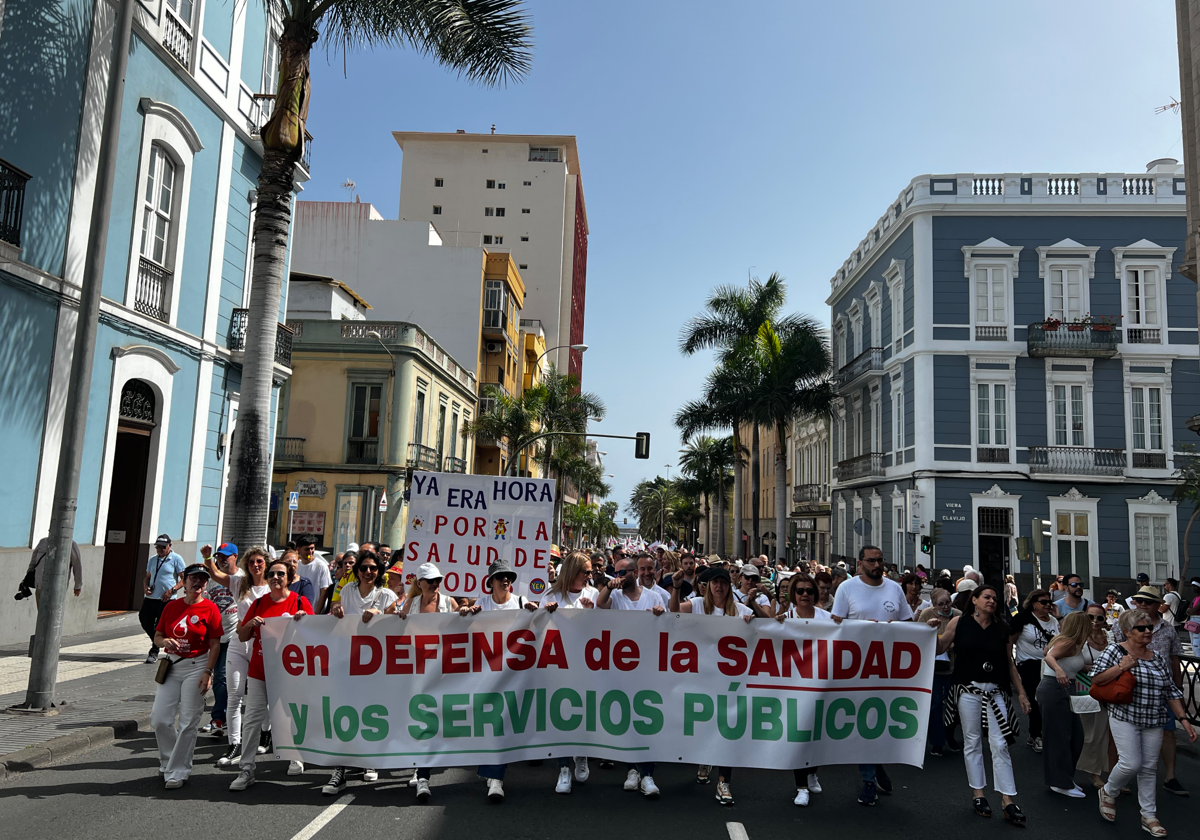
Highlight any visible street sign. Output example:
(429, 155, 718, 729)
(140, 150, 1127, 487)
(378, 491, 387, 513)
(906, 490, 924, 533)
(288, 491, 299, 510)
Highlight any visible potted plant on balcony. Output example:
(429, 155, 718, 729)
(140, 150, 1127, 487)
(1042, 316, 1062, 331)
(1091, 314, 1119, 332)
(1067, 314, 1088, 332)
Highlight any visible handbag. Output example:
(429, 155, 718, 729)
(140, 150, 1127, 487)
(154, 656, 173, 685)
(1186, 619, 1200, 634)
(1089, 646, 1136, 704)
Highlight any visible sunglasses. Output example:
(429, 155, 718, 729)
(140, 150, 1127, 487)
(612, 569, 633, 576)
(359, 565, 378, 573)
(1090, 615, 1107, 623)
(1132, 599, 1155, 606)
(422, 578, 443, 586)
(265, 570, 288, 580)
(1131, 624, 1154, 633)
(1035, 599, 1051, 605)
(794, 587, 816, 597)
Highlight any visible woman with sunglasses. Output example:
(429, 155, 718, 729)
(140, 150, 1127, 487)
(320, 551, 397, 795)
(204, 545, 270, 768)
(933, 584, 1030, 826)
(774, 572, 829, 805)
(228, 556, 311, 791)
(1077, 602, 1116, 789)
(389, 562, 459, 802)
(1009, 588, 1058, 755)
(539, 551, 597, 793)
(1037, 611, 1097, 798)
(1091, 609, 1196, 836)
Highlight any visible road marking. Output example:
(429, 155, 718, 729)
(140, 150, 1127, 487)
(726, 822, 750, 840)
(289, 793, 355, 840)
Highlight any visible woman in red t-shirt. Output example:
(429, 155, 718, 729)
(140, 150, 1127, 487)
(227, 556, 311, 791)
(151, 563, 222, 789)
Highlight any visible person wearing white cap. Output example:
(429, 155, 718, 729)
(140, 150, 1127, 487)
(388, 562, 459, 802)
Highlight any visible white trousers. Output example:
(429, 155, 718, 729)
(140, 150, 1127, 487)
(957, 684, 1017, 796)
(150, 656, 208, 783)
(1105, 715, 1163, 819)
(237, 677, 271, 771)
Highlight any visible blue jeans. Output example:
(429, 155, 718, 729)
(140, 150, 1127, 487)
(478, 764, 506, 780)
(859, 763, 878, 783)
(210, 641, 229, 724)
(629, 762, 655, 776)
(929, 673, 952, 749)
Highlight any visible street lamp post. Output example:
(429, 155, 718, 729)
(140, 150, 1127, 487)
(532, 343, 588, 377)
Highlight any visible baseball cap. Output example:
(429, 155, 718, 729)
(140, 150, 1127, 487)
(955, 578, 978, 593)
(416, 562, 443, 581)
(214, 542, 238, 557)
(741, 564, 761, 578)
(1136, 572, 1150, 583)
(182, 563, 210, 579)
(155, 534, 172, 546)
(346, 542, 360, 554)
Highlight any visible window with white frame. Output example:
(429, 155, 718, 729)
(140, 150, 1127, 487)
(1054, 510, 1090, 578)
(1053, 384, 1086, 446)
(973, 266, 1007, 327)
(976, 383, 1008, 447)
(140, 145, 175, 266)
(963, 240, 1021, 341)
(883, 259, 905, 351)
(1047, 265, 1084, 322)
(892, 381, 905, 454)
(1130, 387, 1163, 451)
(865, 284, 882, 349)
(1126, 267, 1161, 342)
(893, 505, 905, 564)
(872, 395, 881, 453)
(1134, 513, 1171, 581)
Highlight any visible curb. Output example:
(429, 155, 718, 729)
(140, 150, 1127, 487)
(0, 712, 151, 781)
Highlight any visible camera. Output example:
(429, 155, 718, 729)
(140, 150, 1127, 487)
(14, 569, 35, 601)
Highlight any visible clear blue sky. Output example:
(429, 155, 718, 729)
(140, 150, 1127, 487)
(301, 0, 1183, 519)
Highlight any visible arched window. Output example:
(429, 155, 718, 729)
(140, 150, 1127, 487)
(140, 144, 176, 266)
(119, 379, 157, 428)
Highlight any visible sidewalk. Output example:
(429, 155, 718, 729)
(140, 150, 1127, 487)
(0, 614, 162, 777)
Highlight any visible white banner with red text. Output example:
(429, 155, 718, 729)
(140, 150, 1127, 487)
(263, 611, 935, 770)
(401, 472, 555, 599)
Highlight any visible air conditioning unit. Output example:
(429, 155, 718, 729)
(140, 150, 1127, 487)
(485, 341, 503, 354)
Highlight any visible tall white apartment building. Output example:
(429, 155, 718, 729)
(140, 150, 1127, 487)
(393, 131, 589, 380)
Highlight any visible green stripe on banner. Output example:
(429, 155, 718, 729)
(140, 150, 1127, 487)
(280, 741, 653, 758)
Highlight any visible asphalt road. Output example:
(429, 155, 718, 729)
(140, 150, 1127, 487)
(1, 726, 1197, 839)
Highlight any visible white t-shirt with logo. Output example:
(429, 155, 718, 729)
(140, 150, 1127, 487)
(339, 584, 398, 615)
(830, 576, 913, 622)
(478, 593, 527, 611)
(786, 605, 833, 621)
(542, 586, 599, 609)
(609, 587, 666, 611)
(688, 595, 754, 617)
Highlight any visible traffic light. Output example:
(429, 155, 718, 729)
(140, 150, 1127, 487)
(929, 521, 943, 545)
(920, 535, 932, 555)
(634, 432, 651, 459)
(1031, 517, 1051, 555)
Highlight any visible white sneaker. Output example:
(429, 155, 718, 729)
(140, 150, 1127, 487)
(624, 768, 641, 791)
(574, 756, 589, 784)
(363, 768, 378, 782)
(288, 760, 305, 776)
(640, 775, 660, 799)
(415, 778, 431, 802)
(487, 778, 505, 802)
(164, 779, 185, 790)
(407, 769, 420, 787)
(229, 769, 255, 791)
(807, 773, 822, 794)
(1051, 785, 1087, 799)
(556, 766, 573, 794)
(794, 788, 810, 806)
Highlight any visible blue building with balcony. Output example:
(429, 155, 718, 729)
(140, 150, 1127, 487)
(0, 0, 307, 644)
(827, 161, 1200, 597)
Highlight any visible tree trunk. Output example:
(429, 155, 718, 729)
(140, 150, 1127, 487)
(731, 425, 742, 560)
(775, 421, 788, 566)
(1183, 503, 1200, 582)
(716, 475, 726, 557)
(751, 423, 761, 559)
(222, 24, 312, 550)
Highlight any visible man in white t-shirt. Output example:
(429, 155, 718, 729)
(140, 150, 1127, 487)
(831, 545, 912, 806)
(296, 536, 332, 606)
(635, 553, 672, 604)
(596, 555, 663, 800)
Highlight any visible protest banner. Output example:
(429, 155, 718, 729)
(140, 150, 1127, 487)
(400, 472, 555, 598)
(263, 611, 935, 770)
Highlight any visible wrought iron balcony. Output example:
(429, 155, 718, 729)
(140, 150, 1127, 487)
(162, 7, 194, 67)
(408, 442, 439, 471)
(0, 157, 31, 247)
(228, 308, 294, 367)
(1027, 446, 1125, 476)
(835, 452, 884, 482)
(347, 438, 379, 465)
(135, 257, 171, 322)
(793, 484, 828, 506)
(836, 347, 883, 391)
(276, 436, 305, 463)
(1027, 322, 1119, 358)
(1131, 451, 1167, 469)
(444, 456, 467, 474)
(976, 446, 1010, 464)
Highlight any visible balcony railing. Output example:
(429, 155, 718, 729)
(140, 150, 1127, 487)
(1027, 322, 1119, 358)
(408, 442, 439, 471)
(976, 446, 1011, 464)
(229, 308, 294, 367)
(0, 157, 31, 247)
(276, 436, 305, 463)
(444, 456, 467, 474)
(1132, 451, 1167, 469)
(480, 364, 509, 396)
(975, 325, 1008, 341)
(135, 257, 171, 322)
(346, 438, 379, 465)
(1126, 327, 1162, 344)
(1028, 446, 1125, 476)
(162, 7, 194, 67)
(836, 347, 883, 390)
(835, 452, 884, 482)
(793, 484, 828, 506)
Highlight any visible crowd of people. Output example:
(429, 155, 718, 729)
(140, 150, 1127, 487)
(142, 537, 1200, 833)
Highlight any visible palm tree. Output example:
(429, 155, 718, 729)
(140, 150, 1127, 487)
(551, 448, 611, 544)
(744, 319, 834, 565)
(677, 436, 715, 549)
(534, 366, 605, 542)
(679, 273, 791, 558)
(223, 0, 534, 549)
(463, 385, 542, 477)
